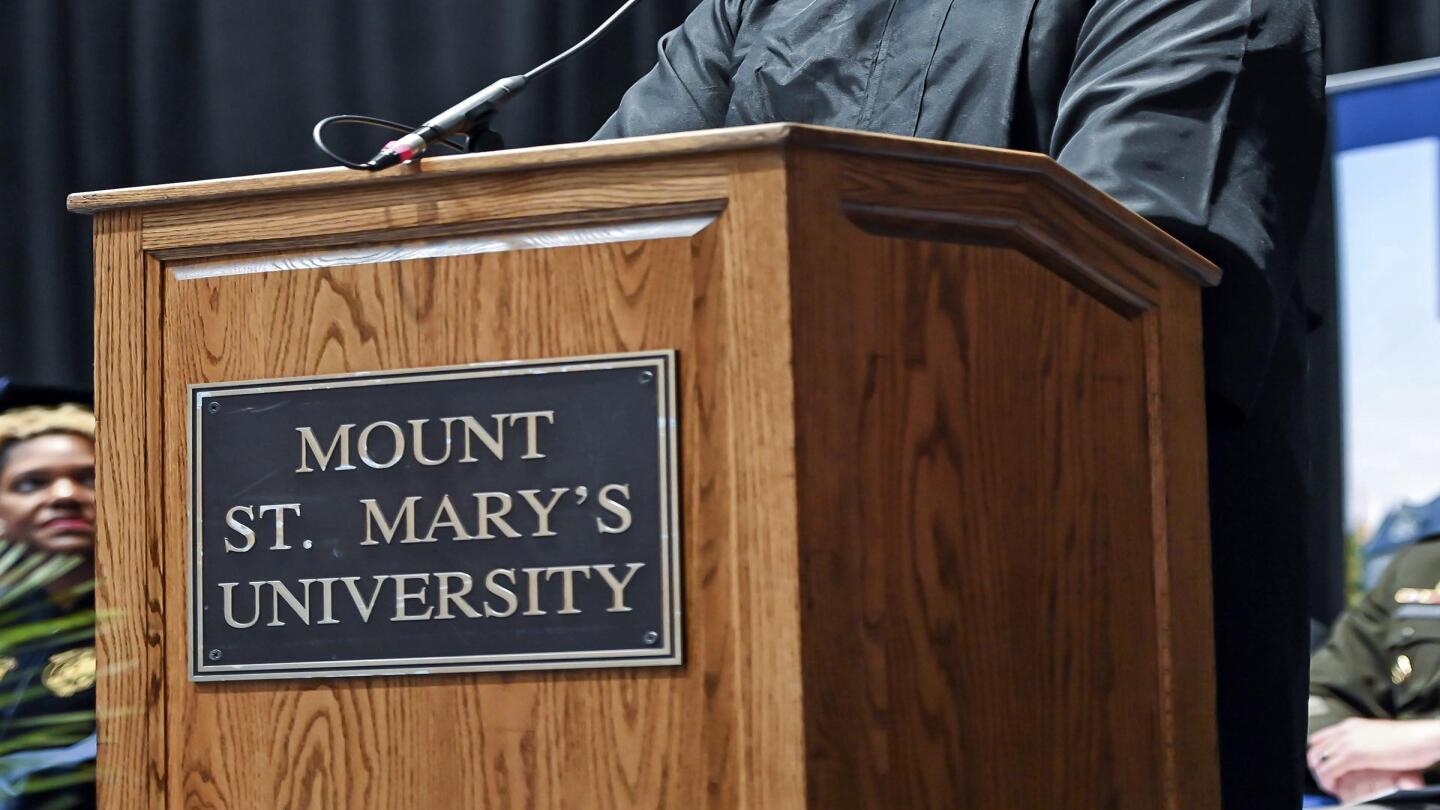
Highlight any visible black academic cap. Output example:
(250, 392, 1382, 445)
(0, 378, 93, 414)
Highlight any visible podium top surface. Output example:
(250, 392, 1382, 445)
(67, 124, 1216, 285)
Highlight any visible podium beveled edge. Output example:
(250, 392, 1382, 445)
(65, 124, 803, 214)
(67, 122, 1218, 287)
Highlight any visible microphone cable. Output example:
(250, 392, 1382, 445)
(314, 0, 644, 171)
(313, 116, 468, 170)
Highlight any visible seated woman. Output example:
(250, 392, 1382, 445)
(1308, 530, 1440, 803)
(0, 388, 96, 809)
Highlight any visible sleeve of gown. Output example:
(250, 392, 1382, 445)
(1050, 0, 1324, 418)
(593, 0, 742, 139)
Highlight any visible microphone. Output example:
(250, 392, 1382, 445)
(362, 0, 645, 171)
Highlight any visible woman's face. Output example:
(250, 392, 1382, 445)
(0, 433, 96, 554)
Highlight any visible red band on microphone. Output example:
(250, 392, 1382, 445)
(383, 140, 417, 161)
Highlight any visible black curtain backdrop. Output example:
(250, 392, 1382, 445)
(1323, 0, 1440, 71)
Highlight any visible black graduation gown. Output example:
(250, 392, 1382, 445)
(596, 1, 1326, 806)
(0, 592, 96, 810)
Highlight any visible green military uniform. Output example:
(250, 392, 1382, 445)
(1310, 534, 1440, 743)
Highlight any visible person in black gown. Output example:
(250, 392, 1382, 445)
(0, 382, 97, 810)
(595, 2, 1326, 805)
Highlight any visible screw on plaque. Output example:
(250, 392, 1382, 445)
(208, 649, 222, 661)
(206, 401, 220, 414)
(643, 631, 660, 646)
(638, 369, 655, 384)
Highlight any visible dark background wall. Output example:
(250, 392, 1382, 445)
(1324, 0, 1440, 71)
(0, 0, 1433, 622)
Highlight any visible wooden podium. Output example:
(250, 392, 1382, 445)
(72, 124, 1221, 809)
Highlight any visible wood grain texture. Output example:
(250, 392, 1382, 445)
(785, 149, 1218, 808)
(93, 209, 167, 808)
(70, 124, 1213, 284)
(84, 131, 1219, 809)
(150, 199, 730, 263)
(139, 161, 731, 256)
(149, 152, 806, 809)
(168, 211, 722, 280)
(1145, 255, 1222, 809)
(709, 153, 807, 807)
(66, 126, 796, 213)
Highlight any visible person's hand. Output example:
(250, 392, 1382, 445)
(1308, 718, 1440, 792)
(1325, 769, 1423, 804)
